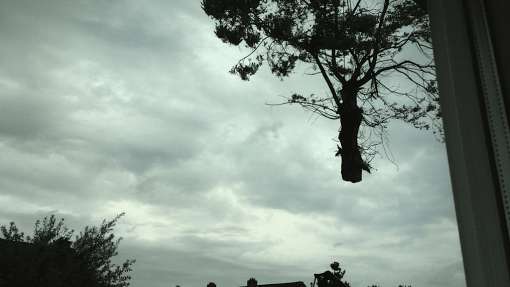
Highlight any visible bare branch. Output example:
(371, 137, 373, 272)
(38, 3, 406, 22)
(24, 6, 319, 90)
(238, 36, 270, 63)
(266, 97, 340, 120)
(358, 59, 434, 86)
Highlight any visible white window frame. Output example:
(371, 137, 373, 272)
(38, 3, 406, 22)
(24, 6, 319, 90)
(428, 0, 510, 285)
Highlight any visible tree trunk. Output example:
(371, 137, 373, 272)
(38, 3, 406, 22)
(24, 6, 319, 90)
(338, 91, 363, 183)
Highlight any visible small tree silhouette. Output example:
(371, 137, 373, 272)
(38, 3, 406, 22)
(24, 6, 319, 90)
(314, 261, 351, 287)
(314, 261, 412, 287)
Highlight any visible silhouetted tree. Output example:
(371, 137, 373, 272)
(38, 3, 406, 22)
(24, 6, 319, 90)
(0, 213, 135, 287)
(314, 261, 411, 287)
(314, 261, 351, 287)
(203, 0, 440, 183)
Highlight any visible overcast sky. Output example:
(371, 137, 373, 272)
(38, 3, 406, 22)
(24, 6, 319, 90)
(0, 1, 465, 287)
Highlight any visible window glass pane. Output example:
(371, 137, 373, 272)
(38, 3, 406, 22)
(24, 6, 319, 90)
(0, 1, 465, 287)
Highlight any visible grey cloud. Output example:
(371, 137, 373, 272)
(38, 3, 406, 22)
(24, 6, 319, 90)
(0, 1, 465, 287)
(0, 91, 62, 139)
(122, 240, 312, 287)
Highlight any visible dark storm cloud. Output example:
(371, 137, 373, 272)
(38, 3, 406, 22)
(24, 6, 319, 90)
(0, 1, 464, 287)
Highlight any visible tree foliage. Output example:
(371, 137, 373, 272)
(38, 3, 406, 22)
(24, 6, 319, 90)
(0, 213, 135, 287)
(203, 0, 441, 183)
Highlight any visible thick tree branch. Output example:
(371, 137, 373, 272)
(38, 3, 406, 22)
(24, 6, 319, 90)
(332, 0, 339, 69)
(350, 0, 362, 17)
(358, 0, 390, 83)
(313, 53, 342, 107)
